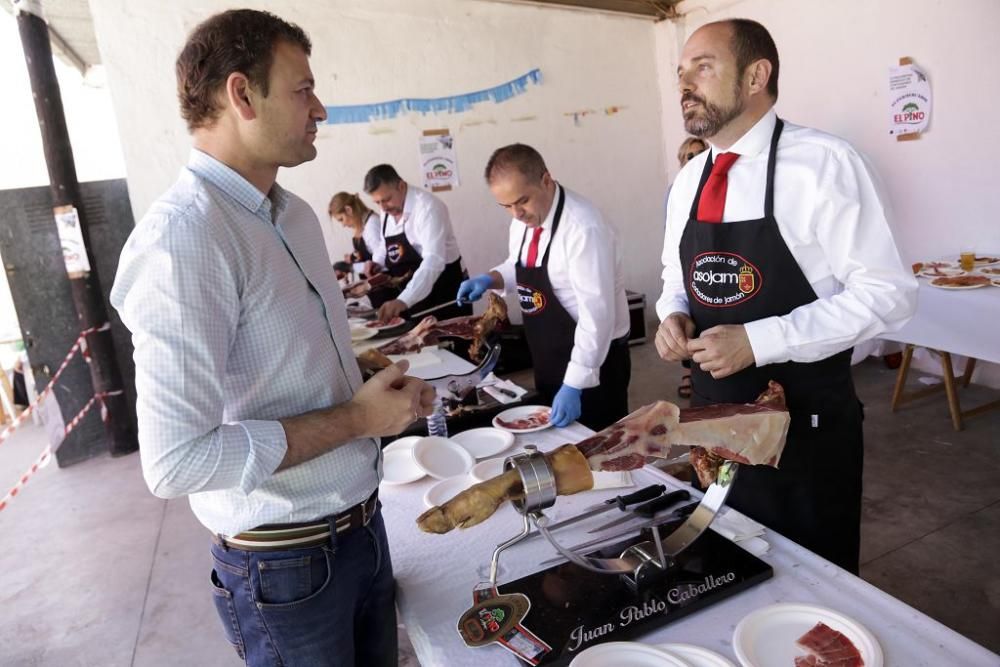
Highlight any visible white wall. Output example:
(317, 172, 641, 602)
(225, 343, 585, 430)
(87, 0, 668, 307)
(654, 0, 1000, 385)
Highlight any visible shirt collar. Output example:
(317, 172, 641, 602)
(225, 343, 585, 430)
(536, 183, 563, 232)
(709, 108, 776, 159)
(187, 149, 287, 220)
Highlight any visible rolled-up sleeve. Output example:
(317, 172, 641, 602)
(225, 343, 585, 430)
(111, 212, 287, 499)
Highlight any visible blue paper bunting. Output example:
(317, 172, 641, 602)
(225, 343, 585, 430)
(324, 69, 542, 125)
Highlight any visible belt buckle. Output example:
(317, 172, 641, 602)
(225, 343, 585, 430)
(361, 493, 375, 526)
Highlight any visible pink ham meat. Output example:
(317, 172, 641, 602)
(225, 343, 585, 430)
(577, 381, 790, 483)
(794, 622, 864, 667)
(376, 292, 508, 359)
(377, 316, 440, 354)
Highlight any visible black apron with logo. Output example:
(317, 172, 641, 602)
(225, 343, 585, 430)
(516, 187, 630, 432)
(382, 215, 471, 319)
(679, 119, 864, 573)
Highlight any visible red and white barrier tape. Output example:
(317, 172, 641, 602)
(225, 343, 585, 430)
(0, 323, 110, 448)
(0, 389, 121, 512)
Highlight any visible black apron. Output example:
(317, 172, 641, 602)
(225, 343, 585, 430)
(351, 236, 372, 264)
(516, 187, 630, 432)
(679, 119, 864, 573)
(381, 214, 471, 320)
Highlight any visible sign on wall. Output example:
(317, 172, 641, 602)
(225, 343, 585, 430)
(888, 61, 931, 139)
(53, 205, 91, 276)
(419, 130, 460, 192)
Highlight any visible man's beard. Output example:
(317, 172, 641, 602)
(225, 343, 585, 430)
(682, 86, 744, 138)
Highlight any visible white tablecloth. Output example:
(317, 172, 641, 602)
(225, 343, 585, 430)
(880, 279, 1000, 364)
(381, 425, 998, 666)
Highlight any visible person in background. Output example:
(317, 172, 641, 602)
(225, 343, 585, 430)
(458, 144, 631, 431)
(656, 19, 916, 573)
(364, 164, 472, 323)
(111, 10, 434, 665)
(667, 136, 709, 400)
(329, 191, 381, 279)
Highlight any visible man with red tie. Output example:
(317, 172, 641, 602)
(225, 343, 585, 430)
(458, 144, 631, 431)
(656, 19, 916, 573)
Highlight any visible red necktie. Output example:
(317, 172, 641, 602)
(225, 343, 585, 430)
(525, 226, 544, 268)
(697, 152, 740, 223)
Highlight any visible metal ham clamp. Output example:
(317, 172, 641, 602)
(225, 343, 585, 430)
(420, 343, 501, 437)
(486, 446, 739, 592)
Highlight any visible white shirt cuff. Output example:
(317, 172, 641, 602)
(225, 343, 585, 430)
(237, 420, 288, 495)
(743, 316, 786, 367)
(656, 297, 689, 323)
(564, 361, 599, 390)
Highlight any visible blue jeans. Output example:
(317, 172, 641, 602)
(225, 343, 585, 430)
(209, 507, 397, 666)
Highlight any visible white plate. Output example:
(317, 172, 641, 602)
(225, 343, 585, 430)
(381, 448, 425, 485)
(569, 642, 691, 667)
(412, 436, 475, 480)
(350, 327, 378, 341)
(365, 316, 407, 331)
(470, 457, 506, 482)
(917, 267, 965, 278)
(732, 603, 883, 667)
(383, 435, 421, 454)
(492, 405, 553, 433)
(451, 428, 516, 459)
(423, 474, 473, 508)
(659, 643, 735, 667)
(928, 279, 990, 290)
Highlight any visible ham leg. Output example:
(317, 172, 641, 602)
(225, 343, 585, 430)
(415, 382, 790, 534)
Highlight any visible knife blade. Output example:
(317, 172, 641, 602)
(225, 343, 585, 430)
(538, 503, 700, 567)
(587, 489, 691, 533)
(408, 299, 468, 319)
(518, 484, 666, 543)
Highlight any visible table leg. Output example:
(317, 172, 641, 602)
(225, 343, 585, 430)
(940, 352, 963, 431)
(961, 358, 977, 388)
(890, 345, 915, 412)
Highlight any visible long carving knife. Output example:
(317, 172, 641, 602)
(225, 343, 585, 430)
(517, 484, 666, 544)
(586, 489, 692, 533)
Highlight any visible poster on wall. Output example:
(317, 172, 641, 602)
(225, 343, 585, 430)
(419, 130, 459, 192)
(888, 62, 931, 138)
(53, 205, 91, 276)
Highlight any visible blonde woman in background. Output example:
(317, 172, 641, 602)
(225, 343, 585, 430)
(329, 191, 382, 277)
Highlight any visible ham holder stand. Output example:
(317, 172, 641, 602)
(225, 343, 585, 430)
(461, 447, 774, 665)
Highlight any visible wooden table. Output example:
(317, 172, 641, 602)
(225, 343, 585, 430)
(881, 278, 1000, 430)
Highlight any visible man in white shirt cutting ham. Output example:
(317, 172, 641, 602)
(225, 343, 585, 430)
(656, 18, 917, 573)
(458, 144, 631, 431)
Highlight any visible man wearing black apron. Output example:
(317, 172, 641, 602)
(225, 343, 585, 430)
(459, 144, 631, 431)
(656, 20, 916, 573)
(363, 164, 472, 322)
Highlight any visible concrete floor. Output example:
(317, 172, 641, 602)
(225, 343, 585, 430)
(1, 342, 998, 665)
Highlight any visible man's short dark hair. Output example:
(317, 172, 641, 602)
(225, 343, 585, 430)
(176, 9, 311, 131)
(364, 164, 403, 193)
(726, 19, 779, 100)
(484, 144, 548, 183)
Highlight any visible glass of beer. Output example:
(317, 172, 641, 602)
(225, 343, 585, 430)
(960, 246, 975, 272)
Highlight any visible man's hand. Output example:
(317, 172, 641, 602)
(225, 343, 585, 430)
(655, 312, 696, 362)
(350, 361, 435, 437)
(364, 261, 380, 277)
(549, 384, 582, 428)
(377, 299, 408, 323)
(687, 324, 755, 379)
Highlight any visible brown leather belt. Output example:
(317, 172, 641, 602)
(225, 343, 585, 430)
(216, 490, 378, 552)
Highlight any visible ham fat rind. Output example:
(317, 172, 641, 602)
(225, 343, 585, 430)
(416, 382, 790, 534)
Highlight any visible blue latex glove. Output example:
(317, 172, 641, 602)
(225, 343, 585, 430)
(456, 274, 494, 304)
(549, 385, 582, 428)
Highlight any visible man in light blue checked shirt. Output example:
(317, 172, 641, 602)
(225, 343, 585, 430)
(111, 10, 434, 666)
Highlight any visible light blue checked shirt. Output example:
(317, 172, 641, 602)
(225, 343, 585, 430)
(112, 150, 380, 537)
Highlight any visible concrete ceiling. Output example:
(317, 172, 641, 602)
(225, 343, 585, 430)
(1, 0, 680, 76)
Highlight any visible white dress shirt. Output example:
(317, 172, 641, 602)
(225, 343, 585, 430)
(111, 150, 380, 537)
(656, 109, 917, 366)
(351, 211, 383, 275)
(492, 185, 630, 389)
(371, 185, 463, 307)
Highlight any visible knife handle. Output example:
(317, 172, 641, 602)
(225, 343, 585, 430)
(632, 489, 692, 518)
(610, 484, 666, 510)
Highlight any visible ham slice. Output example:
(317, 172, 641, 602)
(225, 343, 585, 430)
(376, 292, 508, 361)
(795, 622, 864, 667)
(416, 382, 790, 534)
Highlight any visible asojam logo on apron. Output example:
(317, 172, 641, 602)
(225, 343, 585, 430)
(516, 284, 547, 315)
(387, 242, 405, 263)
(688, 251, 763, 308)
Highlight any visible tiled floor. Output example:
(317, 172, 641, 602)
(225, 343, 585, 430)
(1, 342, 997, 665)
